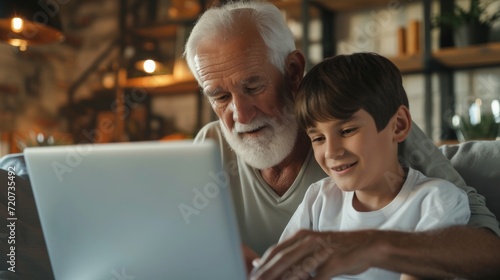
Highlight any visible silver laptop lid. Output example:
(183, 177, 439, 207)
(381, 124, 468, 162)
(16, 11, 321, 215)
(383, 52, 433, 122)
(25, 140, 246, 280)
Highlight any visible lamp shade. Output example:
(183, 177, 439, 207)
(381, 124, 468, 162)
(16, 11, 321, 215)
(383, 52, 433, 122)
(0, 0, 64, 50)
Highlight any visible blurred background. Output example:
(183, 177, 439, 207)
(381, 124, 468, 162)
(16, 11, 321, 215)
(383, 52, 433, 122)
(0, 0, 499, 156)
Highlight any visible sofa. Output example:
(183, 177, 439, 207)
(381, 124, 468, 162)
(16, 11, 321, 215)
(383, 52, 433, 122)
(0, 141, 499, 279)
(0, 153, 53, 280)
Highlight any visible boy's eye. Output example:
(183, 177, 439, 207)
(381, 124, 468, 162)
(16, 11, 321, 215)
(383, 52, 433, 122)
(310, 135, 325, 143)
(341, 127, 357, 136)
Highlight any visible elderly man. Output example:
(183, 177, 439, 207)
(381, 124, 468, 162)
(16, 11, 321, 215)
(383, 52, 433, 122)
(184, 1, 500, 278)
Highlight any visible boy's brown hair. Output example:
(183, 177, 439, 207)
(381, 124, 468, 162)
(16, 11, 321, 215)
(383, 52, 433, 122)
(295, 52, 409, 131)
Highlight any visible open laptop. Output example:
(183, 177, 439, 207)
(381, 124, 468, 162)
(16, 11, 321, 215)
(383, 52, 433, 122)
(24, 140, 246, 280)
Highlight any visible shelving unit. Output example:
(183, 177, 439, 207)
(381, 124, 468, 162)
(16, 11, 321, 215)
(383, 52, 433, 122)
(385, 42, 500, 72)
(63, 0, 208, 143)
(111, 0, 211, 141)
(309, 0, 500, 141)
(434, 42, 500, 68)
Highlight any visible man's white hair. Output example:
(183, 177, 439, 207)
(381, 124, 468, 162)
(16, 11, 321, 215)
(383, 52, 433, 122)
(183, 0, 296, 85)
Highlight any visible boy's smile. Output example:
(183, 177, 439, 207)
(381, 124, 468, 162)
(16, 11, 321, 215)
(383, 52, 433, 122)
(331, 162, 358, 174)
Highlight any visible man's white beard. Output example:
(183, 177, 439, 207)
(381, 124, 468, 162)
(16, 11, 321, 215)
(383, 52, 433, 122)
(220, 108, 298, 169)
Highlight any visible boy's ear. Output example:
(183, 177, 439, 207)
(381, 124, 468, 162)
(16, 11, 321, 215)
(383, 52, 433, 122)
(393, 105, 412, 143)
(285, 50, 306, 96)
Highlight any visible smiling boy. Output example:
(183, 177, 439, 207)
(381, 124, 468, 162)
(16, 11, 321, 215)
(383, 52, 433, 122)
(278, 53, 471, 279)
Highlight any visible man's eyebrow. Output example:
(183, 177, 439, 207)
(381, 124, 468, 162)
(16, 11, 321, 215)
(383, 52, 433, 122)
(203, 75, 263, 96)
(203, 87, 222, 97)
(240, 75, 262, 85)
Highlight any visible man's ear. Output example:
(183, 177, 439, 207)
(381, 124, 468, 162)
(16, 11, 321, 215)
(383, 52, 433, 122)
(393, 105, 412, 143)
(285, 50, 306, 96)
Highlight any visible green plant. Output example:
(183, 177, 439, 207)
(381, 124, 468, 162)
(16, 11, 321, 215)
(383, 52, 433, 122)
(433, 0, 500, 28)
(454, 113, 499, 141)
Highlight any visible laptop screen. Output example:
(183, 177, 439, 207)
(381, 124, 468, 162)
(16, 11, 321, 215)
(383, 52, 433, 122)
(25, 140, 246, 280)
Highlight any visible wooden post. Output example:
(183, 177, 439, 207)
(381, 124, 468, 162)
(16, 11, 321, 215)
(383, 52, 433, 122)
(115, 68, 127, 142)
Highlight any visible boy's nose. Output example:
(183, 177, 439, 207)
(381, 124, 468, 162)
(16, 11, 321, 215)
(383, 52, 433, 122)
(325, 140, 345, 159)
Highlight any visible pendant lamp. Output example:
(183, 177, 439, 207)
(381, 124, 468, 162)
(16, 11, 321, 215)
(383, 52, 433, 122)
(0, 0, 64, 51)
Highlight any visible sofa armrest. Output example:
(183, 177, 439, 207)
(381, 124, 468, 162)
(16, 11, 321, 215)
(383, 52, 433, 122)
(0, 159, 54, 279)
(0, 153, 28, 180)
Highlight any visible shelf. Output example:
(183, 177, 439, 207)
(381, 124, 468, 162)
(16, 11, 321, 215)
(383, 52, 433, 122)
(387, 43, 500, 73)
(434, 42, 500, 69)
(270, 0, 302, 9)
(124, 75, 199, 96)
(130, 16, 199, 39)
(389, 54, 424, 74)
(131, 24, 178, 39)
(310, 0, 413, 11)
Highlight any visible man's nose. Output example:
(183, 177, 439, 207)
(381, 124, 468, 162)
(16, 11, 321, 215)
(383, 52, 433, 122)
(231, 95, 256, 124)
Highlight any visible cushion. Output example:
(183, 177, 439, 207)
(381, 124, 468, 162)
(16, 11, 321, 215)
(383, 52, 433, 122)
(439, 140, 500, 222)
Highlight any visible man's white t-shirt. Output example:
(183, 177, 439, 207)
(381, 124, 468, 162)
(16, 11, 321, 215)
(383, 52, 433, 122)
(195, 122, 326, 255)
(280, 168, 471, 280)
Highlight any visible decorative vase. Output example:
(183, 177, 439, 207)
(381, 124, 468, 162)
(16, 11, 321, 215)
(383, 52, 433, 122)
(453, 23, 490, 47)
(451, 96, 500, 142)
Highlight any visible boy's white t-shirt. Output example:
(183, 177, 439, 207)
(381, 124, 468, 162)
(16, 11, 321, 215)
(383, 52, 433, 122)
(280, 168, 471, 280)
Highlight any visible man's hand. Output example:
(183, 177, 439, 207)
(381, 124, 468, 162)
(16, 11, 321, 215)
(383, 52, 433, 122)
(250, 226, 500, 280)
(250, 229, 384, 280)
(242, 244, 259, 275)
